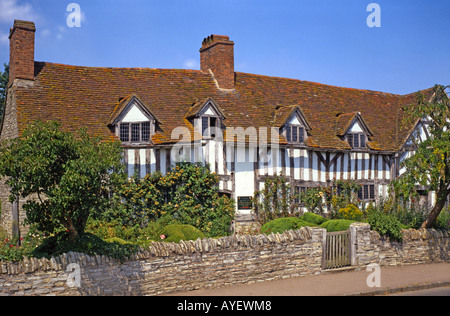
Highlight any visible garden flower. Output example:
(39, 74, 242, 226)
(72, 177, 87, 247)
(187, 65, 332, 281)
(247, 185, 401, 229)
(160, 235, 166, 240)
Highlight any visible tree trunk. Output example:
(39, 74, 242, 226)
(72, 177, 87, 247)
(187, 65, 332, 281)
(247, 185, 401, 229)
(65, 218, 79, 243)
(420, 189, 448, 229)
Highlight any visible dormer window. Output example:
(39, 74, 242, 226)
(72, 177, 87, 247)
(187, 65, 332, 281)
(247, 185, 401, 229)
(108, 95, 160, 145)
(336, 112, 373, 150)
(186, 98, 226, 140)
(280, 107, 311, 145)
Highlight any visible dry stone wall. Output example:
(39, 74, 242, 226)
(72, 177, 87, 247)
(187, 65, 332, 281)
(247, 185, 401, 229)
(0, 227, 324, 296)
(0, 224, 449, 296)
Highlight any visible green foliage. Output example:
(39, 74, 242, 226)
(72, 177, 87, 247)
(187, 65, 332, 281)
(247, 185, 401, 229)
(366, 209, 403, 242)
(110, 162, 235, 238)
(0, 63, 8, 120)
(435, 207, 450, 230)
(260, 217, 318, 235)
(0, 226, 47, 262)
(301, 212, 329, 225)
(160, 224, 206, 243)
(299, 188, 324, 214)
(252, 174, 299, 225)
(329, 179, 361, 216)
(320, 219, 354, 232)
(0, 121, 126, 242)
(393, 84, 450, 228)
(32, 231, 138, 262)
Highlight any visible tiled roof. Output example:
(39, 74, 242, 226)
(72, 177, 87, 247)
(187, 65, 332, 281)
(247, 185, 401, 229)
(12, 61, 432, 151)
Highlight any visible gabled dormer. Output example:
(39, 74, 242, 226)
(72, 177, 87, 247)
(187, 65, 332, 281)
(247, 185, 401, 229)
(277, 106, 311, 145)
(336, 112, 373, 149)
(108, 95, 160, 144)
(186, 98, 226, 139)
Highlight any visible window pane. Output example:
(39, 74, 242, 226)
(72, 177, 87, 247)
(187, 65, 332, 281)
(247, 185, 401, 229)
(364, 185, 369, 200)
(120, 123, 129, 142)
(141, 122, 150, 142)
(369, 185, 375, 200)
(299, 127, 304, 143)
(360, 134, 366, 148)
(202, 117, 209, 136)
(347, 134, 353, 148)
(210, 117, 217, 137)
(292, 126, 298, 142)
(286, 126, 292, 142)
(353, 134, 360, 148)
(357, 187, 363, 200)
(131, 123, 140, 142)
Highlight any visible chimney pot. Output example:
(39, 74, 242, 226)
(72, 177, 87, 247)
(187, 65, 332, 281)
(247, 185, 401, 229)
(9, 20, 36, 84)
(200, 34, 235, 90)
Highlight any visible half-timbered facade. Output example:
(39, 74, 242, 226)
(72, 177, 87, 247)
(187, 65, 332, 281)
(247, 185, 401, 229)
(0, 20, 435, 234)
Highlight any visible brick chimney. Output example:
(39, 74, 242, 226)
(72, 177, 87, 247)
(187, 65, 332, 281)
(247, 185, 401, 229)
(200, 35, 235, 90)
(9, 20, 36, 84)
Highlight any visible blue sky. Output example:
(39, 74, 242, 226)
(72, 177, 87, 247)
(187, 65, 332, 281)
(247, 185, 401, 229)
(0, 0, 449, 94)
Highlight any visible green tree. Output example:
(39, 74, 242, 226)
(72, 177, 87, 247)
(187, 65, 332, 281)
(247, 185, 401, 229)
(0, 121, 126, 242)
(392, 84, 450, 229)
(0, 63, 9, 120)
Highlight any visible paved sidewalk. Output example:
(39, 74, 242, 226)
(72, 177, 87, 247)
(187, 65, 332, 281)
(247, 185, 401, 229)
(169, 263, 450, 296)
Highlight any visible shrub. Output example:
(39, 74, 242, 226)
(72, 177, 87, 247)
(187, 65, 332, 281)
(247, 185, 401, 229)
(32, 231, 138, 262)
(338, 204, 364, 221)
(366, 210, 403, 242)
(301, 212, 328, 225)
(320, 219, 354, 232)
(160, 224, 205, 243)
(0, 226, 47, 262)
(260, 217, 317, 235)
(112, 162, 235, 238)
(434, 208, 450, 230)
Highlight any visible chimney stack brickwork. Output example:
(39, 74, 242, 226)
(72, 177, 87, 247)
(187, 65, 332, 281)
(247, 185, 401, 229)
(9, 20, 36, 84)
(200, 35, 235, 90)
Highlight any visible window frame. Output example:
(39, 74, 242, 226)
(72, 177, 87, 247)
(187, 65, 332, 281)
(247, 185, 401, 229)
(119, 121, 153, 144)
(200, 115, 221, 139)
(285, 124, 305, 144)
(347, 132, 367, 149)
(357, 184, 375, 201)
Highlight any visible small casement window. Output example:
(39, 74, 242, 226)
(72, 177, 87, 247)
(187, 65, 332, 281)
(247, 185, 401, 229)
(119, 122, 151, 143)
(286, 125, 305, 143)
(357, 184, 375, 201)
(347, 133, 366, 149)
(201, 116, 219, 138)
(294, 186, 313, 204)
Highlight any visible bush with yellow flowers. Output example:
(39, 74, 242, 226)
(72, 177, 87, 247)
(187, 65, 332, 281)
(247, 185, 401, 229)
(338, 204, 364, 221)
(109, 162, 235, 238)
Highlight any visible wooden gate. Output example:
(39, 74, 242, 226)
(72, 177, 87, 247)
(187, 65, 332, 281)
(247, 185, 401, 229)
(322, 231, 351, 270)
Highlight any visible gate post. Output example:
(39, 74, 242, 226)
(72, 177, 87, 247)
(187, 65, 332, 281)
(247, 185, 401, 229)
(350, 224, 357, 266)
(321, 228, 327, 270)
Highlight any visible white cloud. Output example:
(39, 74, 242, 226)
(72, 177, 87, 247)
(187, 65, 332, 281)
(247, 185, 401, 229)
(0, 0, 37, 24)
(0, 31, 8, 46)
(183, 59, 199, 69)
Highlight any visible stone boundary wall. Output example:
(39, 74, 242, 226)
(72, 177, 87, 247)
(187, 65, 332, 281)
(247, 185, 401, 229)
(0, 227, 323, 296)
(351, 223, 449, 266)
(0, 225, 449, 296)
